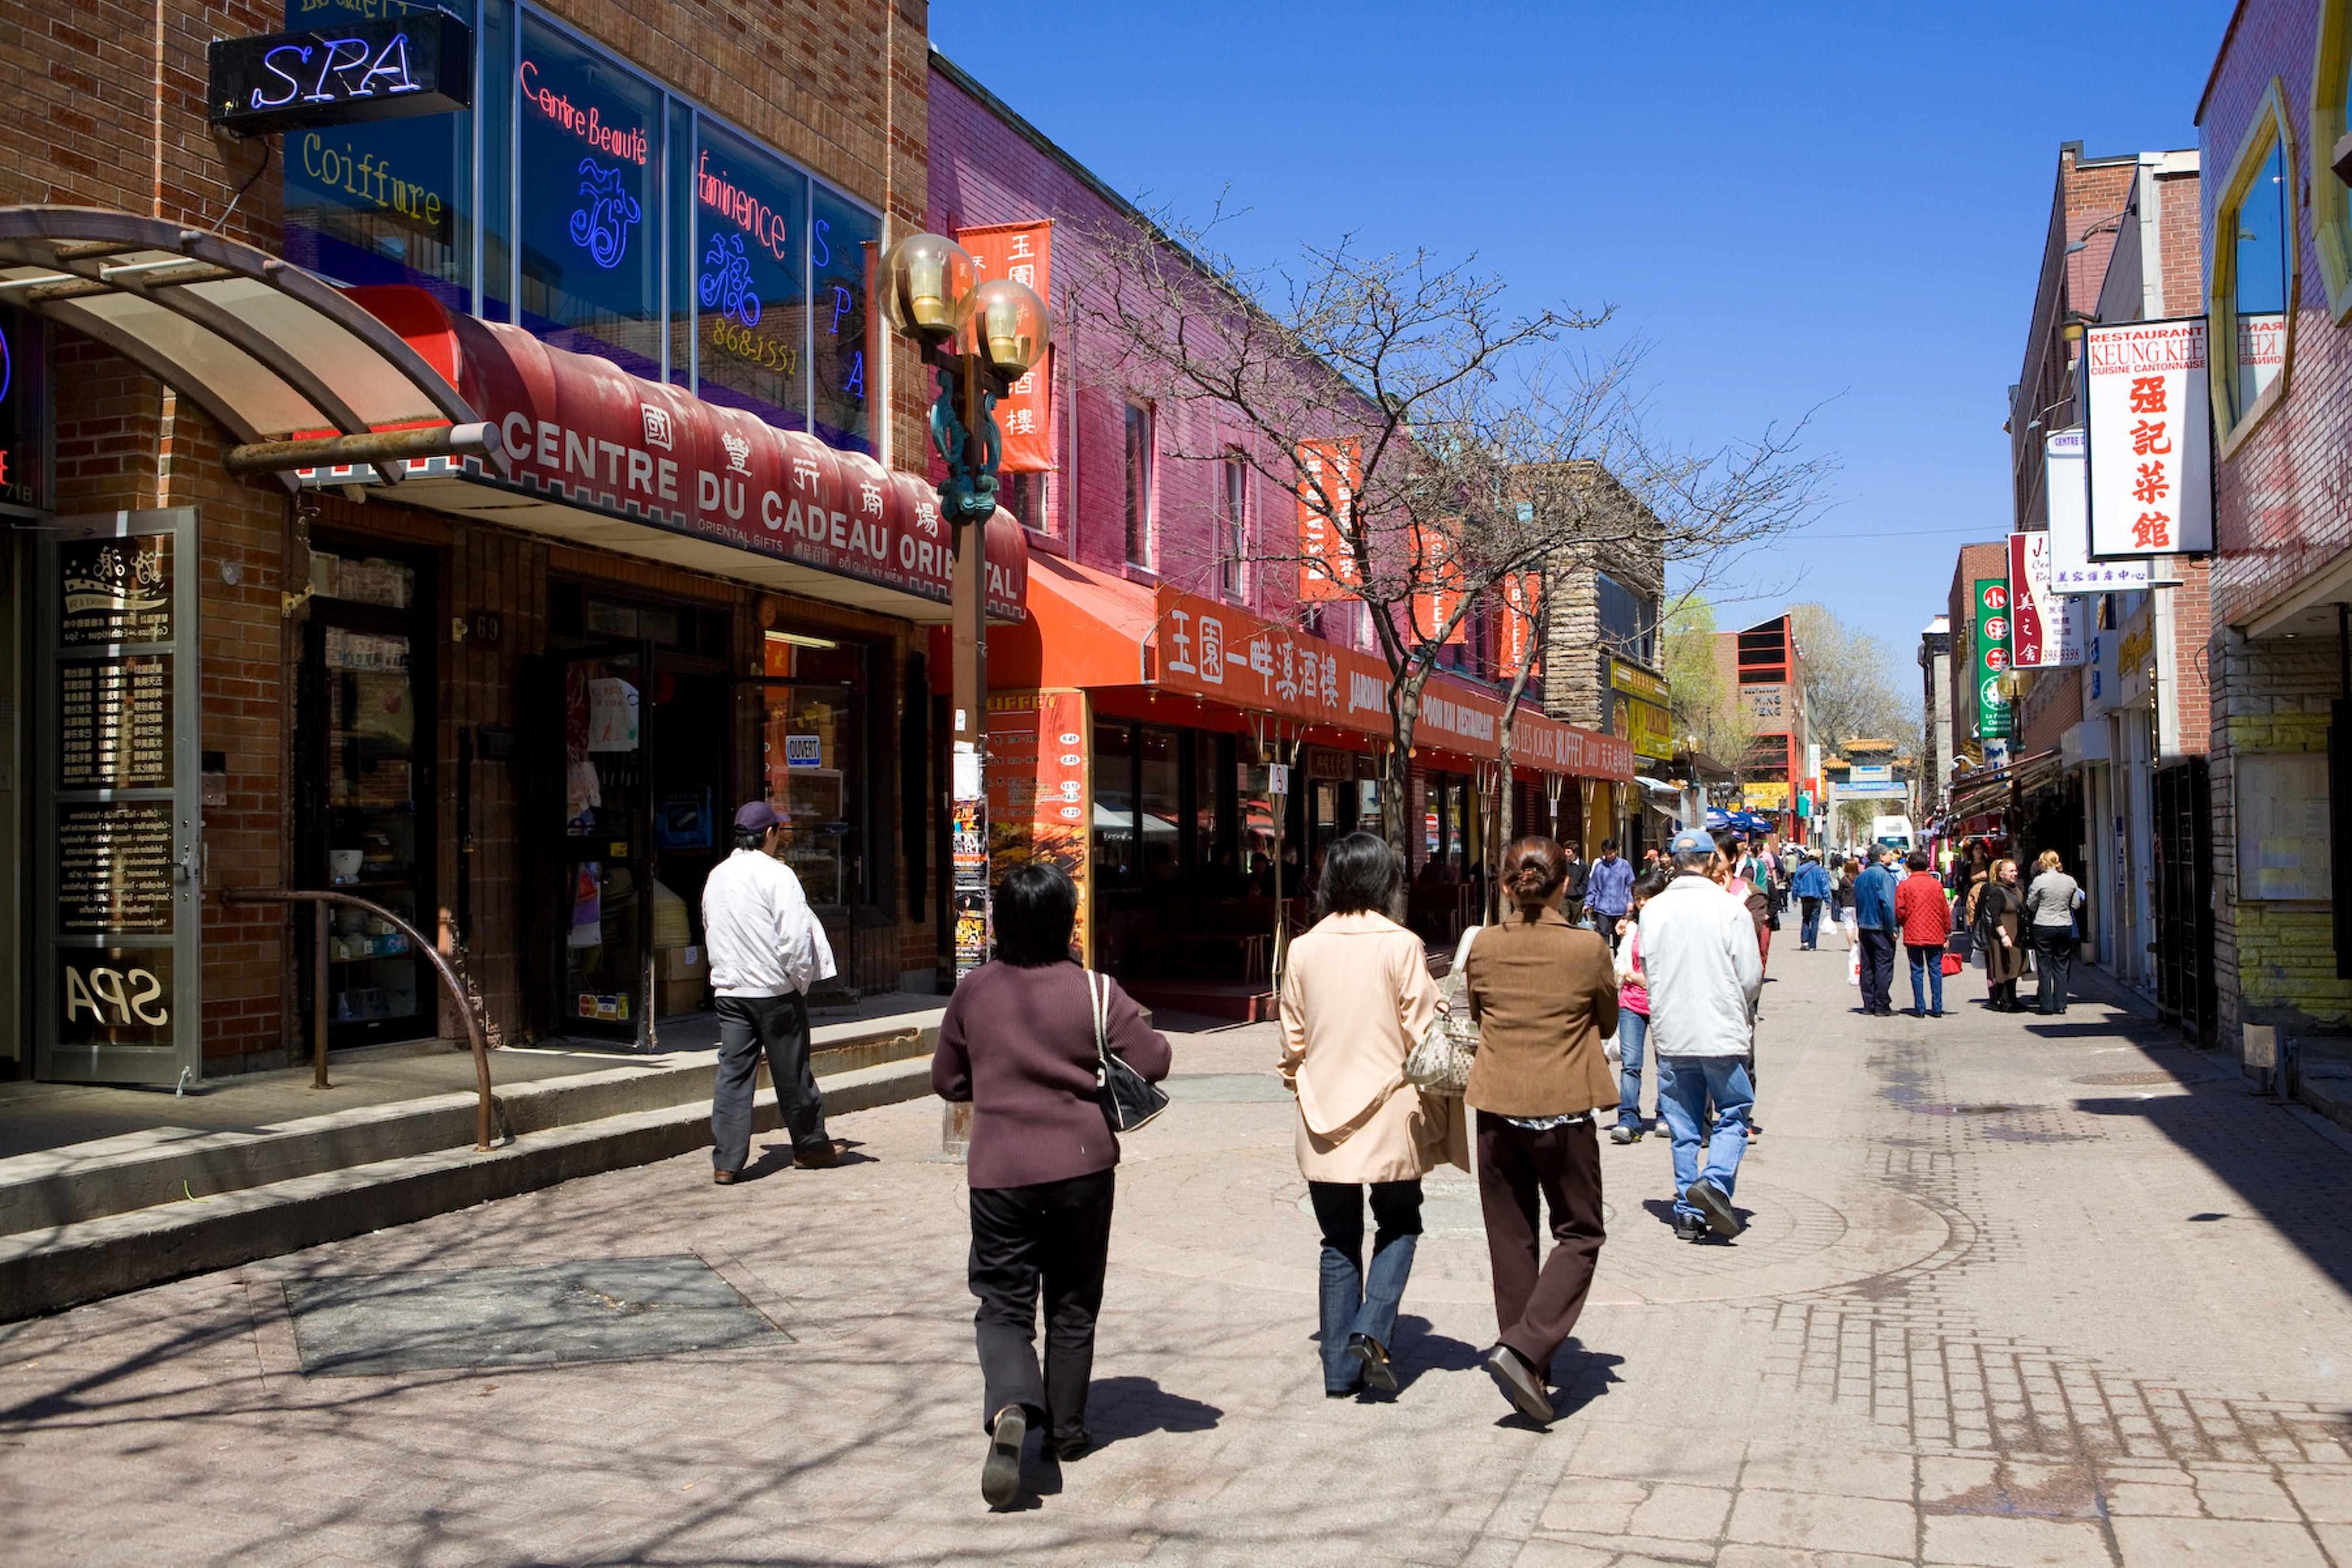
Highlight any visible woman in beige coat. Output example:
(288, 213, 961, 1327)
(1279, 831, 1469, 1397)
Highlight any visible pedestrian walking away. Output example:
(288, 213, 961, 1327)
(2023, 850, 2084, 1015)
(1277, 832, 1468, 1399)
(1852, 845, 1900, 1017)
(932, 861, 1173, 1509)
(1583, 839, 1634, 947)
(1558, 843, 1590, 928)
(1461, 835, 1618, 1426)
(1975, 857, 2029, 1013)
(1609, 870, 1672, 1144)
(1641, 828, 1764, 1245)
(702, 800, 839, 1181)
(1790, 851, 1832, 950)
(1894, 849, 1953, 1017)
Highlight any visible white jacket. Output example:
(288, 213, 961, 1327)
(1637, 873, 1763, 1058)
(702, 849, 838, 997)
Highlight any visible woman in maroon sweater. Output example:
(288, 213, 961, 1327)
(932, 860, 1171, 1510)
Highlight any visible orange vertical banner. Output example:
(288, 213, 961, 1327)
(1495, 571, 1541, 673)
(957, 220, 1055, 473)
(1410, 521, 1466, 643)
(1295, 438, 1360, 603)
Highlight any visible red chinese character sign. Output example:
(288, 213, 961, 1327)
(2007, 531, 2082, 669)
(1295, 439, 1360, 603)
(2082, 318, 2212, 558)
(955, 221, 1054, 474)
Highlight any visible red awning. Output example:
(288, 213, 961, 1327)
(963, 555, 1633, 782)
(314, 285, 1026, 623)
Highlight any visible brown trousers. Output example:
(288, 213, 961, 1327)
(1474, 1111, 1606, 1378)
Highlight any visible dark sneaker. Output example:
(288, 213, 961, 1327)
(1483, 1344, 1554, 1426)
(1347, 1333, 1399, 1394)
(1686, 1178, 1744, 1239)
(1045, 1431, 1090, 1463)
(1672, 1212, 1709, 1242)
(1609, 1124, 1641, 1145)
(981, 1405, 1026, 1509)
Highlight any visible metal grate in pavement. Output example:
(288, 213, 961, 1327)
(283, 1254, 789, 1377)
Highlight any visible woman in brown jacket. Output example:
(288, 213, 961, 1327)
(1977, 857, 2029, 1012)
(1462, 835, 1619, 1426)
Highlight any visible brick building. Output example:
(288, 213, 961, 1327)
(1710, 612, 1811, 844)
(0, 0, 970, 1086)
(2197, 0, 2352, 1062)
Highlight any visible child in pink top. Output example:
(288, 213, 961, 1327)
(1608, 871, 1670, 1144)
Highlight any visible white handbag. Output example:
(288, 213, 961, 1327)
(1405, 925, 1482, 1095)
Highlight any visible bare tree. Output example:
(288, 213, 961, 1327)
(1788, 603, 1921, 758)
(1659, 595, 1758, 780)
(1084, 206, 1833, 864)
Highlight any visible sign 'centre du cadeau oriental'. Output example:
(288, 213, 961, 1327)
(1974, 578, 2013, 740)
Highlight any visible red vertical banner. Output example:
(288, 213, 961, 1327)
(956, 221, 1055, 474)
(1410, 521, 1466, 643)
(984, 689, 1094, 964)
(1295, 438, 1360, 602)
(2006, 533, 2044, 669)
(1493, 571, 1541, 675)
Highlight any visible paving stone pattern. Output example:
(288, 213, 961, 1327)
(5, 951, 2352, 1566)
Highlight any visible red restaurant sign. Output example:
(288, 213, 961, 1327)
(958, 221, 1054, 474)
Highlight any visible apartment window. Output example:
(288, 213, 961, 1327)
(2212, 84, 2296, 446)
(2314, 1, 2352, 316)
(1124, 402, 1155, 567)
(1002, 469, 1051, 535)
(1597, 572, 1658, 664)
(1218, 455, 1247, 599)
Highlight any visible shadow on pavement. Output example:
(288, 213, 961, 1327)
(1084, 1374, 1222, 1447)
(1392, 1314, 1483, 1391)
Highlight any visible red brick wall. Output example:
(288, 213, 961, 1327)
(1946, 542, 2010, 762)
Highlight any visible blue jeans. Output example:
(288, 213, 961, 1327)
(1615, 1009, 1649, 1130)
(1655, 1056, 1752, 1222)
(1907, 944, 1944, 1014)
(1308, 1180, 1421, 1391)
(1799, 898, 1822, 949)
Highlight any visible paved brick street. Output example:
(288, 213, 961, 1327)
(7, 949, 2352, 1567)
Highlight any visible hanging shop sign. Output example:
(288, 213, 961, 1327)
(2082, 318, 2214, 558)
(984, 690, 1091, 964)
(208, 11, 472, 137)
(1973, 578, 2013, 740)
(1608, 660, 1673, 762)
(1494, 572, 1542, 676)
(2043, 428, 2151, 594)
(957, 223, 1054, 473)
(1295, 439, 1361, 604)
(1409, 522, 1468, 644)
(2007, 530, 2082, 668)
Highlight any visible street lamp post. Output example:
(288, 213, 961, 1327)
(880, 233, 1051, 977)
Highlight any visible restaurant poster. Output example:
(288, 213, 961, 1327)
(985, 689, 1091, 965)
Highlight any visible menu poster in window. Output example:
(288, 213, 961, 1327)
(59, 535, 171, 645)
(59, 656, 172, 790)
(56, 803, 175, 934)
(56, 947, 174, 1049)
(586, 676, 639, 751)
(985, 690, 1091, 964)
(2237, 752, 2330, 901)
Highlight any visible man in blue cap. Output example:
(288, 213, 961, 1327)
(702, 799, 838, 1182)
(1638, 826, 1764, 1241)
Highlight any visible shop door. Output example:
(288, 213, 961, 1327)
(32, 510, 203, 1086)
(553, 643, 655, 1044)
(2152, 760, 2216, 1042)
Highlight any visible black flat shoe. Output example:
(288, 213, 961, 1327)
(1687, 1178, 1745, 1238)
(1483, 1344, 1554, 1426)
(1673, 1212, 1708, 1242)
(1045, 1432, 1090, 1462)
(981, 1405, 1026, 1509)
(1347, 1333, 1399, 1394)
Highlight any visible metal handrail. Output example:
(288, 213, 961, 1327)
(220, 887, 496, 1151)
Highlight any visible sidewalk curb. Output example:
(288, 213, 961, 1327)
(0, 1057, 934, 1324)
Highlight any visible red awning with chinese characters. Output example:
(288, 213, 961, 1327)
(323, 285, 1027, 623)
(971, 557, 1630, 781)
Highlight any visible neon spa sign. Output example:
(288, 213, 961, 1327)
(208, 10, 472, 137)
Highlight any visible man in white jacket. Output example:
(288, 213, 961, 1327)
(702, 800, 838, 1183)
(1639, 827, 1764, 1241)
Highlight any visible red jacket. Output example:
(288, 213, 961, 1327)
(1895, 872, 1953, 947)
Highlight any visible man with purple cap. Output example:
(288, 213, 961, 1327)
(702, 798, 838, 1182)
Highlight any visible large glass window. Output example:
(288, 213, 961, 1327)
(1139, 727, 1182, 884)
(691, 120, 808, 432)
(1124, 402, 1154, 566)
(281, 0, 475, 309)
(810, 185, 880, 453)
(1597, 572, 1656, 664)
(2225, 136, 2289, 425)
(1092, 720, 1138, 890)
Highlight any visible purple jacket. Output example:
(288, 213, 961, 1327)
(933, 959, 1173, 1189)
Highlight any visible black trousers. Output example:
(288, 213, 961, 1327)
(969, 1168, 1115, 1442)
(1857, 929, 1897, 1013)
(1474, 1112, 1605, 1379)
(2033, 926, 2074, 1014)
(711, 991, 827, 1173)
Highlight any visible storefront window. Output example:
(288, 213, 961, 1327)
(760, 635, 866, 907)
(811, 184, 880, 453)
(517, 13, 664, 377)
(1140, 727, 1182, 883)
(2215, 92, 2295, 437)
(281, 0, 475, 310)
(693, 120, 808, 431)
(1195, 733, 1226, 879)
(1093, 720, 1137, 889)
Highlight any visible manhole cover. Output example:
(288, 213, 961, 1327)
(1169, 1073, 1293, 1103)
(284, 1255, 787, 1377)
(2074, 1070, 2200, 1086)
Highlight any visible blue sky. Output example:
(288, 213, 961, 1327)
(932, 0, 2226, 668)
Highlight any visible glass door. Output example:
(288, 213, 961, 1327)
(558, 643, 653, 1043)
